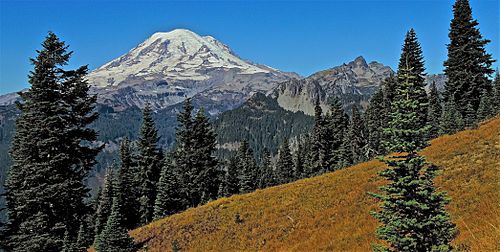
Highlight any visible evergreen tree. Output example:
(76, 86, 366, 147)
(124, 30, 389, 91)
(293, 140, 305, 179)
(97, 197, 135, 252)
(476, 91, 493, 122)
(337, 133, 353, 169)
(75, 223, 90, 251)
(492, 69, 500, 113)
(221, 156, 241, 197)
(275, 139, 294, 184)
(372, 58, 457, 251)
(382, 74, 399, 111)
(325, 97, 349, 170)
(258, 148, 276, 188)
(427, 81, 443, 139)
(443, 0, 495, 117)
(4, 32, 100, 251)
(347, 105, 367, 164)
(82, 185, 102, 246)
(464, 102, 477, 128)
(397, 28, 428, 129)
(173, 98, 195, 210)
(137, 103, 162, 225)
(153, 153, 183, 219)
(62, 229, 77, 252)
(238, 140, 257, 194)
(365, 89, 386, 157)
(172, 101, 219, 207)
(301, 133, 314, 177)
(94, 168, 116, 250)
(440, 98, 464, 135)
(117, 138, 140, 229)
(79, 187, 101, 250)
(191, 108, 219, 204)
(307, 98, 325, 174)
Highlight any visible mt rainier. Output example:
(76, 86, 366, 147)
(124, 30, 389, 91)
(86, 29, 297, 111)
(90, 29, 273, 85)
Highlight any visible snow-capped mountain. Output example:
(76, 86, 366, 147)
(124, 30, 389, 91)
(89, 29, 276, 86)
(86, 29, 298, 111)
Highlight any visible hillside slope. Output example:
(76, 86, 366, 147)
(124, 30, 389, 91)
(131, 117, 500, 251)
(214, 93, 314, 159)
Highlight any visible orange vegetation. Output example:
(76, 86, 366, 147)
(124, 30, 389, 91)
(130, 117, 500, 251)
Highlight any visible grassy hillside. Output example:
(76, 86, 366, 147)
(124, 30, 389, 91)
(130, 117, 500, 251)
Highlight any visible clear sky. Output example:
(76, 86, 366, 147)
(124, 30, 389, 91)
(0, 0, 498, 94)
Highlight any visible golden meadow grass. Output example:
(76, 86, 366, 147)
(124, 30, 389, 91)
(125, 117, 500, 251)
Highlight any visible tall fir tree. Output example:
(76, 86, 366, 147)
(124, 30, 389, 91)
(365, 89, 386, 158)
(492, 69, 500, 113)
(97, 197, 135, 252)
(191, 108, 219, 204)
(382, 74, 399, 112)
(173, 98, 195, 210)
(293, 140, 306, 179)
(325, 97, 349, 170)
(94, 168, 117, 250)
(4, 32, 100, 251)
(221, 156, 241, 197)
(238, 140, 257, 194)
(397, 28, 428, 129)
(137, 103, 162, 225)
(372, 57, 457, 251)
(439, 98, 464, 135)
(307, 98, 326, 174)
(476, 91, 493, 122)
(74, 222, 91, 251)
(300, 133, 313, 177)
(173, 101, 219, 207)
(337, 133, 353, 169)
(463, 102, 477, 128)
(275, 139, 294, 184)
(117, 138, 140, 229)
(258, 148, 276, 188)
(62, 230, 77, 252)
(153, 153, 184, 219)
(443, 0, 495, 117)
(427, 81, 443, 139)
(347, 105, 367, 164)
(79, 186, 101, 250)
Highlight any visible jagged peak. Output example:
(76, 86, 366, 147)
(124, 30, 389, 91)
(350, 56, 368, 68)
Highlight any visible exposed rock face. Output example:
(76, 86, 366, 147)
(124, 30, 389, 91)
(425, 74, 447, 91)
(273, 56, 393, 115)
(272, 56, 447, 115)
(273, 78, 327, 115)
(309, 56, 393, 94)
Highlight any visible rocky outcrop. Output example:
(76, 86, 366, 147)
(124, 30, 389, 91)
(273, 56, 393, 115)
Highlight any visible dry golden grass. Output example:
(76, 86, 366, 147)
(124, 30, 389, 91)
(130, 117, 500, 251)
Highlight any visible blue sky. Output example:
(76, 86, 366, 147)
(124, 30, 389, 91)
(0, 0, 498, 95)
